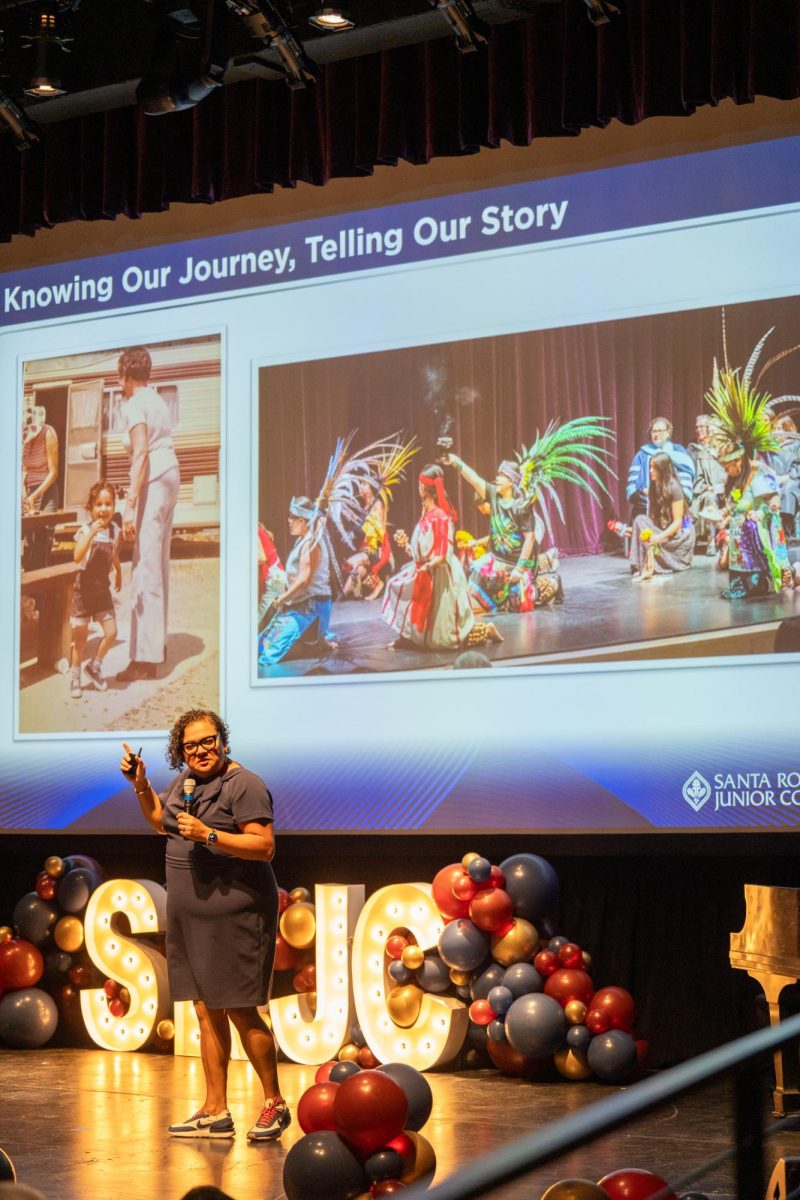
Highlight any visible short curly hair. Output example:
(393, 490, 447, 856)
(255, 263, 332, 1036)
(166, 708, 230, 771)
(118, 346, 152, 383)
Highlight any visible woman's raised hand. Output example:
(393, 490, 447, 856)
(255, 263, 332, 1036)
(121, 741, 146, 789)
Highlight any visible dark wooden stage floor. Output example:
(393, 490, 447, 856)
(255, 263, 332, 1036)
(3, 1051, 799, 1200)
(259, 550, 800, 679)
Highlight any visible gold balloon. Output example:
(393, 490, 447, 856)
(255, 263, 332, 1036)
(305, 990, 317, 1016)
(0, 926, 13, 943)
(554, 1048, 593, 1081)
(387, 984, 424, 1028)
(289, 887, 311, 904)
(119, 987, 131, 1006)
(582, 951, 592, 969)
(540, 1182, 609, 1200)
(156, 1019, 175, 1041)
(44, 856, 66, 879)
(449, 968, 470, 986)
(564, 1000, 587, 1026)
(400, 1131, 436, 1186)
(461, 852, 480, 869)
(338, 1042, 360, 1062)
(491, 918, 539, 966)
(279, 901, 316, 949)
(401, 944, 424, 971)
(54, 915, 84, 952)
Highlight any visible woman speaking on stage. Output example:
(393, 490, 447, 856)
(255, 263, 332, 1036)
(120, 708, 289, 1142)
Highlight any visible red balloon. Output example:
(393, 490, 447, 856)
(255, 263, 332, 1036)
(35, 871, 57, 901)
(315, 1061, 337, 1083)
(557, 942, 584, 969)
(297, 1081, 340, 1133)
(333, 1070, 409, 1157)
(108, 997, 127, 1017)
(293, 962, 317, 993)
(0, 939, 44, 990)
(384, 1133, 415, 1169)
(635, 1039, 649, 1065)
(68, 965, 90, 988)
(273, 933, 299, 972)
(489, 865, 506, 889)
(533, 949, 559, 977)
(486, 1037, 551, 1079)
(277, 888, 291, 913)
(372, 1183, 407, 1196)
(586, 1008, 612, 1035)
(103, 978, 120, 999)
(386, 935, 409, 961)
(469, 888, 513, 933)
(431, 864, 471, 920)
(358, 1046, 379, 1069)
(543, 968, 594, 1008)
(597, 1168, 676, 1199)
(468, 999, 495, 1026)
(591, 986, 637, 1033)
(451, 873, 477, 903)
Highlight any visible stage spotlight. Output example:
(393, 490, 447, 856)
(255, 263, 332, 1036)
(137, 0, 228, 114)
(581, 0, 621, 25)
(0, 88, 40, 150)
(228, 0, 317, 89)
(22, 2, 72, 98)
(429, 0, 489, 54)
(308, 4, 354, 32)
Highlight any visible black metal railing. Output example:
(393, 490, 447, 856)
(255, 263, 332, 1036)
(403, 1011, 800, 1200)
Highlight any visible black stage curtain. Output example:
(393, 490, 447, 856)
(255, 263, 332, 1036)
(259, 295, 800, 559)
(2, 0, 800, 243)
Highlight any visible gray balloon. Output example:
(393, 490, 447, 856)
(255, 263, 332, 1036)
(12, 893, 58, 946)
(505, 992, 567, 1058)
(0, 987, 58, 1048)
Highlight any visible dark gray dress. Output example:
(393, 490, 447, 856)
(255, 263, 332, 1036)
(161, 766, 279, 1008)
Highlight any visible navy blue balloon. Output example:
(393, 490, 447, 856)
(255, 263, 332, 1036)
(499, 854, 560, 922)
(438, 919, 489, 971)
(587, 1030, 637, 1082)
(487, 1019, 507, 1043)
(416, 955, 451, 994)
(0, 987, 58, 1048)
(470, 961, 506, 1001)
(567, 1024, 592, 1052)
(467, 856, 491, 883)
(547, 935, 569, 951)
(487, 985, 513, 1015)
(42, 950, 72, 983)
(501, 962, 543, 999)
(466, 1020, 489, 1050)
(283, 1131, 368, 1200)
(364, 1149, 405, 1184)
(0, 1148, 15, 1182)
(12, 893, 58, 946)
(505, 993, 567, 1058)
(377, 1062, 433, 1131)
(58, 868, 101, 915)
(388, 960, 412, 985)
(457, 985, 472, 1000)
(329, 1060, 362, 1083)
(349, 1021, 366, 1048)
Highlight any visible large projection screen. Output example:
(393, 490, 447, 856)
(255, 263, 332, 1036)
(1, 134, 799, 834)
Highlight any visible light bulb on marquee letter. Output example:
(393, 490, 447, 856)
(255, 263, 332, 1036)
(351, 883, 468, 1071)
(81, 879, 169, 1051)
(271, 884, 364, 1065)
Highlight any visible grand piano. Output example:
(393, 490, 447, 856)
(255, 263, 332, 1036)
(730, 884, 800, 1116)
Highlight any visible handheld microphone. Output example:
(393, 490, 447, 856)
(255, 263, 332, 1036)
(183, 777, 197, 814)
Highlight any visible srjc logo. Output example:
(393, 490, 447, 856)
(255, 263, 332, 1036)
(682, 771, 711, 812)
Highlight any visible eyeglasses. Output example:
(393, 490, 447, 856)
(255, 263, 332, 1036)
(182, 734, 219, 756)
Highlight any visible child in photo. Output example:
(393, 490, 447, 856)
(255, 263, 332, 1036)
(70, 480, 122, 698)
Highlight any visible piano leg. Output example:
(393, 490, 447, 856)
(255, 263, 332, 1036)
(758, 975, 800, 1116)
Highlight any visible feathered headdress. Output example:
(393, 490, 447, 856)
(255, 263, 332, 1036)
(310, 431, 418, 552)
(707, 313, 800, 461)
(515, 415, 616, 542)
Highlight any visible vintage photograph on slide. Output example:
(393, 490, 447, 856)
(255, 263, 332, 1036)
(255, 297, 800, 681)
(19, 333, 222, 734)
